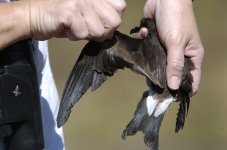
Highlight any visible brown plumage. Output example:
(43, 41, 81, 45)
(57, 18, 193, 150)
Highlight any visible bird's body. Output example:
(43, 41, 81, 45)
(57, 18, 193, 150)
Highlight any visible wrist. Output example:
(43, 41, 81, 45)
(0, 1, 31, 50)
(29, 0, 64, 40)
(12, 1, 31, 39)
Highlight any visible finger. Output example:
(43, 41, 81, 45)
(166, 44, 185, 90)
(187, 50, 204, 94)
(66, 12, 89, 40)
(105, 0, 126, 16)
(185, 42, 204, 94)
(80, 2, 105, 40)
(143, 0, 155, 19)
(138, 27, 148, 39)
(93, 1, 121, 40)
(95, 1, 121, 29)
(190, 68, 201, 95)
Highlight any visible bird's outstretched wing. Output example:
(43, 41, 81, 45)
(57, 36, 134, 127)
(57, 30, 167, 127)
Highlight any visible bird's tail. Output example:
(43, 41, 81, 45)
(122, 91, 165, 150)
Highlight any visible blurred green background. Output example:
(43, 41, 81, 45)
(49, 0, 227, 150)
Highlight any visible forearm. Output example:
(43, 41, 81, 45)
(0, 1, 30, 50)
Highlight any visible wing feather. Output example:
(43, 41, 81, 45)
(57, 39, 133, 127)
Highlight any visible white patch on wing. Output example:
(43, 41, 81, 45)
(154, 97, 173, 117)
(146, 89, 158, 116)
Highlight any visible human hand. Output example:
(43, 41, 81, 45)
(140, 0, 204, 94)
(29, 0, 126, 42)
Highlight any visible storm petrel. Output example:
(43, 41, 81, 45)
(57, 18, 193, 150)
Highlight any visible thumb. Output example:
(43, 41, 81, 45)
(166, 43, 185, 90)
(143, 0, 155, 19)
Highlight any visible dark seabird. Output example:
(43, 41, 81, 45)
(57, 18, 193, 150)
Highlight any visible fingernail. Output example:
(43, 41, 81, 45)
(169, 76, 181, 89)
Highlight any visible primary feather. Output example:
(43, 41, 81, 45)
(57, 28, 167, 127)
(57, 18, 193, 150)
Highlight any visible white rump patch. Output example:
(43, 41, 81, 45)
(146, 89, 158, 116)
(146, 96, 159, 116)
(154, 97, 173, 117)
(146, 89, 174, 117)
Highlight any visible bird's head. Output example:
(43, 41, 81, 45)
(130, 18, 156, 36)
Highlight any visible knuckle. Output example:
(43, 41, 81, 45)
(92, 27, 105, 38)
(165, 31, 183, 47)
(109, 16, 121, 29)
(115, 0, 126, 11)
(169, 60, 184, 72)
(94, 32, 105, 39)
(76, 30, 89, 40)
(193, 87, 199, 95)
(192, 80, 200, 95)
(199, 45, 205, 57)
